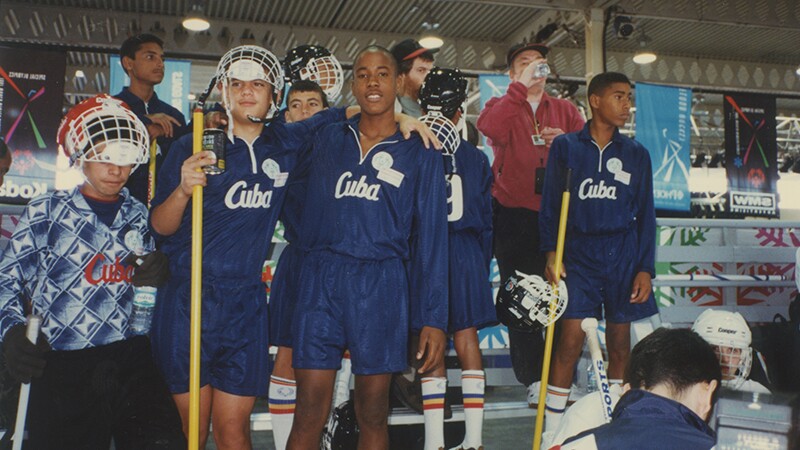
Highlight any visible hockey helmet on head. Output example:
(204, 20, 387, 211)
(419, 113, 461, 156)
(57, 94, 149, 168)
(496, 271, 567, 332)
(216, 45, 285, 122)
(418, 67, 467, 121)
(692, 309, 752, 389)
(284, 44, 344, 100)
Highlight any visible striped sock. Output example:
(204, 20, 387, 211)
(269, 375, 296, 450)
(544, 384, 571, 432)
(422, 376, 447, 450)
(461, 370, 485, 449)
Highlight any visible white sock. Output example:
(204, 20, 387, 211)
(332, 351, 352, 407)
(544, 384, 570, 432)
(269, 375, 296, 450)
(422, 376, 447, 450)
(461, 370, 485, 449)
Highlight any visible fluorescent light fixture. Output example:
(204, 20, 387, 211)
(182, 4, 210, 32)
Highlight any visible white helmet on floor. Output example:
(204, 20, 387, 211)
(692, 309, 752, 389)
(57, 94, 149, 168)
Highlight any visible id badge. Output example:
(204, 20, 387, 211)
(532, 134, 546, 146)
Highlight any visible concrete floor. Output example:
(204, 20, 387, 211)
(208, 385, 536, 450)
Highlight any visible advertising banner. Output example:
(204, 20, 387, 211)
(723, 93, 778, 217)
(0, 46, 66, 205)
(478, 74, 510, 164)
(635, 82, 692, 212)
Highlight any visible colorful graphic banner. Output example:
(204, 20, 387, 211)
(723, 93, 778, 217)
(635, 82, 692, 212)
(0, 46, 66, 205)
(109, 56, 192, 118)
(478, 74, 510, 164)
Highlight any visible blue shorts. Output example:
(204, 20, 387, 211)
(151, 275, 270, 396)
(446, 231, 497, 333)
(561, 230, 658, 323)
(269, 244, 305, 347)
(292, 251, 408, 375)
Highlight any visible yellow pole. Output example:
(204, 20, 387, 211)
(189, 108, 204, 450)
(533, 170, 572, 450)
(147, 140, 157, 209)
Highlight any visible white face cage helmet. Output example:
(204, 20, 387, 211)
(57, 94, 149, 168)
(419, 113, 461, 156)
(514, 271, 568, 327)
(285, 45, 344, 101)
(692, 309, 753, 389)
(216, 45, 285, 138)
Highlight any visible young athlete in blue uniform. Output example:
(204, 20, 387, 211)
(149, 45, 350, 450)
(539, 72, 658, 431)
(268, 79, 336, 450)
(0, 94, 183, 449)
(287, 46, 449, 450)
(415, 68, 495, 450)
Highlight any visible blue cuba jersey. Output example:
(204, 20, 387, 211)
(151, 108, 345, 281)
(444, 139, 493, 265)
(298, 115, 449, 330)
(539, 122, 656, 276)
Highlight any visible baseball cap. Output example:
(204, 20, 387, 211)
(391, 39, 439, 64)
(506, 42, 549, 67)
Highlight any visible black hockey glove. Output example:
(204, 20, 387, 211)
(3, 324, 50, 384)
(125, 250, 171, 287)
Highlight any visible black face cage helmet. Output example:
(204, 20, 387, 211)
(418, 67, 468, 120)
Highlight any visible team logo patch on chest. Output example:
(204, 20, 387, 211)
(578, 178, 617, 200)
(262, 158, 288, 187)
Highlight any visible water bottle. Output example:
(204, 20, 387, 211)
(586, 364, 597, 393)
(130, 285, 157, 335)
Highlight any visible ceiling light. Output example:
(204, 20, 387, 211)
(419, 33, 443, 49)
(182, 3, 210, 32)
(419, 12, 443, 49)
(74, 69, 86, 79)
(633, 30, 656, 64)
(796, 65, 800, 76)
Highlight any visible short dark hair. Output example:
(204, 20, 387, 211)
(353, 45, 398, 76)
(288, 80, 329, 108)
(587, 72, 631, 98)
(398, 53, 434, 76)
(119, 33, 164, 73)
(0, 138, 9, 159)
(625, 328, 721, 397)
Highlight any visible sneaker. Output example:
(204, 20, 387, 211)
(527, 381, 541, 408)
(391, 373, 423, 414)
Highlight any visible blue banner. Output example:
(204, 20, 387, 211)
(478, 74, 510, 164)
(109, 56, 191, 118)
(635, 82, 692, 211)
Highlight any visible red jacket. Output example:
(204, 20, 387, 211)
(478, 81, 584, 211)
